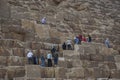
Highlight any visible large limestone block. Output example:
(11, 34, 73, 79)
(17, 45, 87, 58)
(90, 54, 104, 62)
(0, 56, 8, 66)
(41, 67, 55, 78)
(26, 65, 41, 78)
(110, 70, 120, 78)
(35, 24, 50, 39)
(104, 62, 117, 69)
(103, 55, 115, 62)
(93, 68, 110, 78)
(0, 68, 7, 78)
(84, 68, 94, 78)
(0, 0, 10, 18)
(55, 67, 66, 78)
(114, 55, 120, 62)
(12, 48, 25, 57)
(66, 68, 85, 78)
(115, 63, 120, 70)
(7, 66, 25, 79)
(21, 19, 35, 31)
(0, 47, 10, 56)
(7, 56, 25, 66)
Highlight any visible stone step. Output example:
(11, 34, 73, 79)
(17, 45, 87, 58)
(25, 65, 66, 78)
(0, 56, 26, 66)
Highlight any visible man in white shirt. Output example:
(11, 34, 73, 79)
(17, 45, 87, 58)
(27, 50, 33, 64)
(47, 52, 52, 67)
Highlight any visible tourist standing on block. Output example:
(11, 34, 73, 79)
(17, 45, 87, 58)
(87, 34, 92, 42)
(41, 17, 46, 24)
(47, 52, 52, 67)
(27, 50, 33, 64)
(53, 52, 59, 66)
(105, 38, 110, 48)
(40, 54, 45, 67)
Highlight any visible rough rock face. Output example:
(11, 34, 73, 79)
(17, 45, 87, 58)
(0, 0, 120, 80)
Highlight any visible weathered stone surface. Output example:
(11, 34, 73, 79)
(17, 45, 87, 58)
(0, 68, 7, 78)
(0, 56, 8, 66)
(7, 56, 25, 66)
(7, 66, 25, 79)
(12, 48, 25, 57)
(0, 0, 10, 18)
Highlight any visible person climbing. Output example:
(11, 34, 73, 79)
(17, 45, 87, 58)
(53, 52, 59, 67)
(66, 39, 72, 50)
(62, 42, 66, 50)
(47, 52, 52, 67)
(40, 54, 45, 67)
(87, 34, 92, 42)
(105, 38, 110, 48)
(27, 50, 33, 64)
(41, 17, 46, 24)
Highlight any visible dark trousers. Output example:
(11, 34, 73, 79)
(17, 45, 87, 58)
(47, 59, 52, 67)
(54, 58, 58, 65)
(28, 57, 33, 64)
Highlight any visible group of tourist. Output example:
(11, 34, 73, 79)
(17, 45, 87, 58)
(27, 46, 59, 67)
(26, 17, 111, 67)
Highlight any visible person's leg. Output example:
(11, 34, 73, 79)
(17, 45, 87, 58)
(48, 59, 50, 67)
(49, 59, 52, 67)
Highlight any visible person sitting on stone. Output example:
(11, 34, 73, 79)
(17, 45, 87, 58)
(27, 50, 33, 64)
(41, 17, 46, 24)
(47, 52, 52, 67)
(105, 38, 110, 48)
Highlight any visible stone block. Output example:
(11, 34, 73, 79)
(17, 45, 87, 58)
(55, 67, 66, 78)
(0, 0, 10, 18)
(0, 68, 7, 78)
(26, 65, 41, 78)
(84, 68, 94, 78)
(7, 56, 25, 66)
(103, 56, 115, 62)
(0, 47, 10, 56)
(7, 66, 25, 79)
(114, 55, 120, 62)
(0, 56, 8, 66)
(66, 68, 85, 78)
(110, 70, 120, 78)
(41, 67, 55, 78)
(104, 62, 117, 69)
(115, 63, 120, 70)
(12, 48, 25, 57)
(90, 54, 104, 62)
